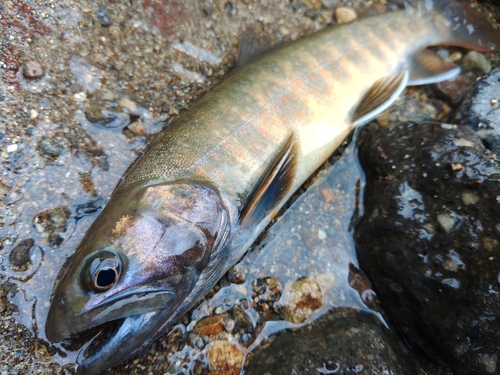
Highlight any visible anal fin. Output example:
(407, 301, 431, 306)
(352, 70, 409, 127)
(239, 134, 298, 225)
(407, 49, 460, 86)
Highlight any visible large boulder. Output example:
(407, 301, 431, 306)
(355, 121, 500, 375)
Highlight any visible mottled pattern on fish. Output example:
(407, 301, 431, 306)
(120, 10, 440, 204)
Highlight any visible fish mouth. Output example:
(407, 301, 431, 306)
(46, 290, 178, 374)
(59, 309, 175, 375)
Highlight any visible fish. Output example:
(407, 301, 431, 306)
(45, 1, 500, 373)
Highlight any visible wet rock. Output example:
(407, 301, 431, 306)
(452, 67, 500, 154)
(462, 51, 492, 74)
(75, 197, 105, 218)
(245, 309, 435, 375)
(194, 314, 229, 336)
(282, 277, 322, 323)
(23, 60, 44, 79)
(433, 75, 474, 105)
(334, 7, 357, 24)
(207, 342, 245, 375)
(33, 207, 70, 245)
(9, 239, 34, 268)
(84, 91, 131, 129)
(38, 136, 66, 159)
(355, 121, 500, 375)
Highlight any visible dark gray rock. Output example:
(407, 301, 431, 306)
(244, 308, 447, 375)
(354, 122, 500, 375)
(453, 67, 500, 154)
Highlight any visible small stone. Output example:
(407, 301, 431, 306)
(448, 51, 463, 62)
(23, 60, 44, 79)
(283, 277, 323, 323)
(433, 75, 473, 105)
(6, 144, 17, 153)
(30, 109, 39, 119)
(461, 191, 479, 206)
(463, 51, 492, 74)
(437, 212, 455, 233)
(335, 7, 357, 24)
(97, 5, 112, 27)
(33, 207, 69, 235)
(0, 180, 10, 197)
(75, 197, 105, 218)
(9, 239, 34, 268)
(34, 342, 52, 362)
(321, 0, 339, 8)
(207, 342, 244, 375)
(74, 92, 87, 102)
(301, 0, 322, 10)
(38, 136, 65, 158)
(194, 314, 227, 335)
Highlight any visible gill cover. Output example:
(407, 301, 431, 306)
(45, 182, 229, 347)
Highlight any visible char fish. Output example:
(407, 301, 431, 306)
(45, 1, 500, 373)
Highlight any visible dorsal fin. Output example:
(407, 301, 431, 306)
(239, 134, 298, 225)
(352, 70, 409, 127)
(407, 49, 460, 86)
(236, 26, 282, 68)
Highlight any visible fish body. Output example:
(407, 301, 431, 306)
(45, 1, 500, 373)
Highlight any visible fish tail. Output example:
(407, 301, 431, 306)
(407, 0, 500, 52)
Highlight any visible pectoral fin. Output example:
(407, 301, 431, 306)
(407, 49, 460, 85)
(239, 134, 298, 225)
(352, 70, 409, 127)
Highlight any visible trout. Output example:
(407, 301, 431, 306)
(46, 1, 500, 373)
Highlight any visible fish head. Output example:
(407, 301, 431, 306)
(45, 182, 230, 371)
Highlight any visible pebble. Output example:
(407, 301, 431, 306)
(301, 0, 322, 10)
(207, 342, 244, 375)
(0, 180, 10, 197)
(334, 7, 357, 24)
(6, 144, 18, 153)
(194, 314, 228, 336)
(283, 277, 323, 323)
(321, 0, 340, 8)
(433, 74, 473, 105)
(23, 60, 44, 79)
(463, 51, 492, 74)
(9, 239, 34, 268)
(38, 137, 65, 158)
(97, 5, 112, 27)
(33, 207, 69, 235)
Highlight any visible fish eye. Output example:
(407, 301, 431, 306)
(84, 253, 122, 293)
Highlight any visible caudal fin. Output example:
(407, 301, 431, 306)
(433, 0, 500, 52)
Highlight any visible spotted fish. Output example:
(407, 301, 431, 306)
(45, 1, 500, 373)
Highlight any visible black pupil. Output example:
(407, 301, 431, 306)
(96, 268, 117, 287)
